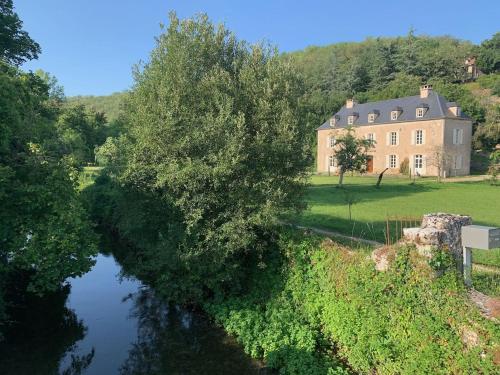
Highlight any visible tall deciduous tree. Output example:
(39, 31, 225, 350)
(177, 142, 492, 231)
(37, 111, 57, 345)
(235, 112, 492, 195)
(117, 13, 311, 300)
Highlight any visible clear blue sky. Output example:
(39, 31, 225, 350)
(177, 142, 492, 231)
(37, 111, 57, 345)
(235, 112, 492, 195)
(16, 0, 499, 97)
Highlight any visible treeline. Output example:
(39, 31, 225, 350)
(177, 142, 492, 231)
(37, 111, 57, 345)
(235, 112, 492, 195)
(67, 91, 128, 122)
(286, 31, 500, 150)
(0, 0, 97, 331)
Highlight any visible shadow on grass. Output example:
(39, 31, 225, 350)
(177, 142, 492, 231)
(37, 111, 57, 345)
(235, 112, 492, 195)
(305, 181, 436, 207)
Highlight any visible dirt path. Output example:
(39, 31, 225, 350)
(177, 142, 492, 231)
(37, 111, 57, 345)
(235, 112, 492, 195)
(441, 175, 490, 183)
(284, 222, 382, 248)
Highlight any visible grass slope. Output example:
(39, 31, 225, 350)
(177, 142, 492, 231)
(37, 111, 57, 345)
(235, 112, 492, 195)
(288, 175, 500, 242)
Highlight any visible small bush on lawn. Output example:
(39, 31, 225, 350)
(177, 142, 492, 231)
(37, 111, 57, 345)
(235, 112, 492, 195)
(206, 230, 499, 374)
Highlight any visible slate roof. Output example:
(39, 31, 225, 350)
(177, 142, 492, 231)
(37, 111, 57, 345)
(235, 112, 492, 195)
(317, 91, 470, 130)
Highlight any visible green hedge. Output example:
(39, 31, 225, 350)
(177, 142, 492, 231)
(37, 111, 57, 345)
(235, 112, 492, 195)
(206, 231, 499, 374)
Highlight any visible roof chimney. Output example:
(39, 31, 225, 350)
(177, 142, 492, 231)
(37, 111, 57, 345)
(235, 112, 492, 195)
(346, 98, 356, 109)
(420, 84, 433, 98)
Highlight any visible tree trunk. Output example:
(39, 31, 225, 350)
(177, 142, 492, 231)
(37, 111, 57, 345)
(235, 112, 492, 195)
(376, 168, 389, 188)
(338, 170, 344, 187)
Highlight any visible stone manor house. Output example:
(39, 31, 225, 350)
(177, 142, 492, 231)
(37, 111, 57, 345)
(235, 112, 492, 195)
(317, 85, 472, 177)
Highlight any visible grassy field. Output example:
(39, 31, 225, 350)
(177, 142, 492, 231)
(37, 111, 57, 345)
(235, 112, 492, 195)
(286, 175, 500, 295)
(287, 175, 500, 243)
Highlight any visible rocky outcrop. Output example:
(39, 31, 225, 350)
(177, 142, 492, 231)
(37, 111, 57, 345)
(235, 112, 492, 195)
(403, 213, 472, 271)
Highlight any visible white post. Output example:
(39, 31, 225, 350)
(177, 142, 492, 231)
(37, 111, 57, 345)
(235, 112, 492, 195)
(463, 246, 472, 287)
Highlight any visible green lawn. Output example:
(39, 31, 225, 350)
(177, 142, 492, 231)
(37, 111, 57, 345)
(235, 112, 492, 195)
(287, 175, 500, 295)
(287, 175, 500, 243)
(78, 166, 103, 190)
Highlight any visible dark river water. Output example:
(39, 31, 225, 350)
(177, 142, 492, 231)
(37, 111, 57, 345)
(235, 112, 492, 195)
(0, 253, 262, 375)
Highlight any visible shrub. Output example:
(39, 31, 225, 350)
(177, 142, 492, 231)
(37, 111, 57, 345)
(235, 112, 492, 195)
(399, 157, 410, 175)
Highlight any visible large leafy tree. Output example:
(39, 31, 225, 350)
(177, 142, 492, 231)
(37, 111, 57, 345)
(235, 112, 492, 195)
(112, 13, 311, 301)
(332, 127, 374, 187)
(0, 0, 40, 65)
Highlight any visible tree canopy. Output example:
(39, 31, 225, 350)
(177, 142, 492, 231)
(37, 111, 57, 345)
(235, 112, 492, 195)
(88, 13, 311, 301)
(0, 0, 40, 65)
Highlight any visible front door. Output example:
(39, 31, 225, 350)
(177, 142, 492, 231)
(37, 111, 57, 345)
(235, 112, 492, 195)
(367, 156, 373, 173)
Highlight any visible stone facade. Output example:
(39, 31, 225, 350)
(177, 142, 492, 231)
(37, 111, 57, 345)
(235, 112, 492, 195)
(317, 86, 473, 177)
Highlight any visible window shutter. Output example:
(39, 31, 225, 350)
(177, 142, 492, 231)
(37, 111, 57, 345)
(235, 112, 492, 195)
(422, 130, 426, 145)
(459, 129, 464, 145)
(457, 155, 463, 169)
(385, 155, 389, 168)
(396, 132, 400, 145)
(326, 136, 330, 148)
(411, 130, 415, 145)
(422, 155, 427, 175)
(386, 132, 390, 146)
(373, 133, 376, 141)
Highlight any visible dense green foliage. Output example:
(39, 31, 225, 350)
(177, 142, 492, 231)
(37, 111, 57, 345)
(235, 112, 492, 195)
(0, 3, 97, 333)
(0, 0, 40, 65)
(287, 33, 476, 141)
(476, 32, 500, 74)
(85, 13, 311, 302)
(66, 91, 128, 122)
(206, 231, 499, 374)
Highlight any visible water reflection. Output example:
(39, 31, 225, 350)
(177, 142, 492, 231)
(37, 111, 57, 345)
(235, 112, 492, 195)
(0, 283, 94, 375)
(120, 287, 261, 375)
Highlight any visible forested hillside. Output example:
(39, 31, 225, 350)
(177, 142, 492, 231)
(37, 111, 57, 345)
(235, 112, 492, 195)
(66, 91, 128, 122)
(286, 31, 499, 150)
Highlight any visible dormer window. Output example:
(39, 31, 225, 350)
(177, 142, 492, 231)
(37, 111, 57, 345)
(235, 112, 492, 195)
(391, 107, 402, 121)
(367, 110, 379, 123)
(416, 103, 429, 118)
(329, 115, 339, 127)
(347, 112, 358, 125)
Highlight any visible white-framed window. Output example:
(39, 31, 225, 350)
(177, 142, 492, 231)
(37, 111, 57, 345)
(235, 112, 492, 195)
(453, 128, 464, 145)
(389, 155, 397, 168)
(347, 115, 354, 125)
(416, 129, 423, 145)
(367, 133, 375, 142)
(414, 154, 423, 169)
(454, 154, 463, 169)
(328, 136, 336, 148)
(368, 113, 375, 123)
(390, 131, 397, 145)
(328, 155, 336, 167)
(329, 117, 336, 127)
(391, 111, 399, 120)
(416, 108, 425, 118)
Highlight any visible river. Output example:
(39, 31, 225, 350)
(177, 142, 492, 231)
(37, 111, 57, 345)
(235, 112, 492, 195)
(0, 252, 262, 374)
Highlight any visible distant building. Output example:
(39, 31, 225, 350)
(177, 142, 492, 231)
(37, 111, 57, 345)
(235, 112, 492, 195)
(464, 56, 482, 81)
(317, 85, 472, 177)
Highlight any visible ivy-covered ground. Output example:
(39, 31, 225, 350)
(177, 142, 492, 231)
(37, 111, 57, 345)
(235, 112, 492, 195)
(205, 230, 500, 374)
